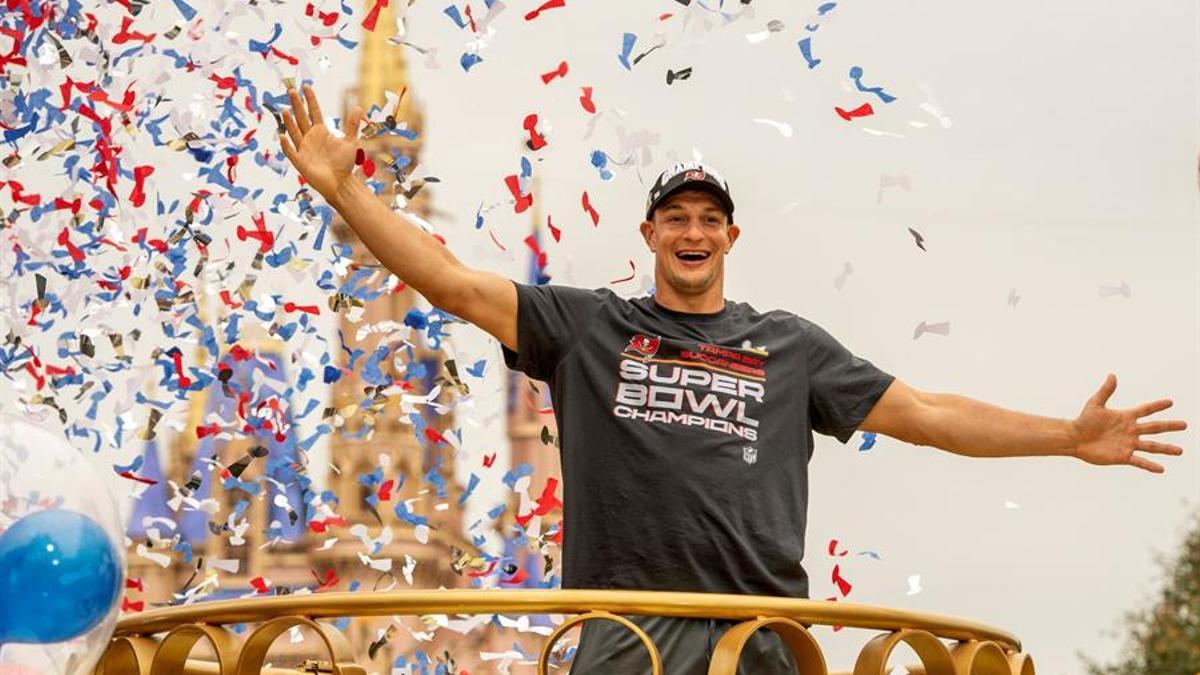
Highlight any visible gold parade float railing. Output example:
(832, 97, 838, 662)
(95, 589, 1036, 675)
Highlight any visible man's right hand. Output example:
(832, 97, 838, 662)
(279, 84, 364, 208)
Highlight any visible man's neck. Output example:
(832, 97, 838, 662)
(653, 289, 726, 314)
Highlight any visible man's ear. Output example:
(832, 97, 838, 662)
(639, 220, 655, 251)
(725, 223, 741, 253)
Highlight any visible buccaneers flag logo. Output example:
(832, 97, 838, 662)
(626, 334, 661, 358)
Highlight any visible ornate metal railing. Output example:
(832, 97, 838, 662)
(95, 589, 1036, 675)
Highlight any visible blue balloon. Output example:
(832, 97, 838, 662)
(0, 510, 121, 644)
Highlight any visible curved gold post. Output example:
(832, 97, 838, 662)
(150, 624, 238, 675)
(949, 641, 1010, 675)
(853, 629, 956, 675)
(536, 610, 662, 675)
(94, 636, 159, 675)
(235, 616, 366, 675)
(707, 616, 827, 675)
(1006, 652, 1035, 675)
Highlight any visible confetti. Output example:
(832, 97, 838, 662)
(752, 118, 793, 138)
(540, 60, 569, 84)
(797, 37, 821, 69)
(618, 32, 637, 70)
(666, 67, 692, 85)
(525, 0, 566, 21)
(579, 86, 597, 113)
(848, 66, 897, 103)
(906, 574, 923, 596)
(835, 102, 875, 121)
(907, 227, 926, 251)
(581, 191, 600, 226)
(1099, 281, 1131, 299)
(912, 321, 951, 340)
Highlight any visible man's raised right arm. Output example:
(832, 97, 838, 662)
(279, 84, 517, 351)
(330, 179, 517, 351)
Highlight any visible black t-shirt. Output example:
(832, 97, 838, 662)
(501, 282, 895, 599)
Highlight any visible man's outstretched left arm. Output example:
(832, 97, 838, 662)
(859, 375, 1188, 473)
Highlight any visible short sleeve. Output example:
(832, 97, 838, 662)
(501, 282, 607, 382)
(804, 319, 895, 444)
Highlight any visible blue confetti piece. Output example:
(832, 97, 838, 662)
(590, 150, 613, 181)
(465, 358, 486, 378)
(487, 503, 506, 519)
(443, 4, 468, 28)
(848, 66, 897, 103)
(618, 32, 637, 70)
(798, 37, 821, 69)
(457, 473, 480, 505)
(170, 0, 197, 20)
(460, 52, 483, 72)
(858, 431, 877, 451)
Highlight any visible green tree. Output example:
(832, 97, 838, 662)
(1083, 511, 1200, 675)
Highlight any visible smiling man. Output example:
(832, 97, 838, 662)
(278, 85, 1188, 675)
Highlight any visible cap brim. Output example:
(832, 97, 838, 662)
(646, 182, 735, 221)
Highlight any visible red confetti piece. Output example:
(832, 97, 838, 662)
(501, 566, 529, 585)
(56, 228, 85, 263)
(835, 102, 874, 121)
(524, 0, 565, 20)
(828, 538, 847, 557)
(547, 215, 562, 242)
(463, 4, 478, 33)
(312, 568, 339, 591)
(196, 423, 222, 439)
(236, 213, 274, 252)
(362, 0, 388, 31)
(516, 477, 562, 527)
(540, 60, 569, 84)
(424, 427, 449, 445)
(283, 302, 320, 315)
(578, 86, 596, 114)
(377, 479, 394, 501)
(112, 16, 156, 44)
(121, 597, 145, 613)
(125, 578, 144, 591)
(309, 516, 349, 533)
(0, 180, 41, 206)
(305, 3, 340, 26)
(129, 165, 154, 207)
(581, 190, 599, 226)
(171, 349, 192, 388)
(522, 113, 548, 150)
(483, 453, 496, 468)
(118, 471, 158, 486)
(608, 259, 636, 284)
(250, 576, 271, 594)
(504, 174, 534, 213)
(831, 564, 853, 597)
(523, 234, 548, 269)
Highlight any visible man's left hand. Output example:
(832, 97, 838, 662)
(1073, 373, 1188, 473)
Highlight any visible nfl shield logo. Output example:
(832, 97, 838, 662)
(742, 445, 758, 465)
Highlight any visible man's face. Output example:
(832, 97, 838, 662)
(639, 189, 741, 297)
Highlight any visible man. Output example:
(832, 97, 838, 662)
(279, 85, 1188, 674)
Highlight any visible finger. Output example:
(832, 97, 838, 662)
(1133, 398, 1173, 417)
(1128, 455, 1165, 474)
(1090, 373, 1117, 406)
(1136, 419, 1189, 435)
(342, 105, 363, 138)
(1135, 439, 1184, 456)
(280, 136, 298, 166)
(282, 110, 303, 149)
(303, 84, 326, 129)
(288, 87, 311, 135)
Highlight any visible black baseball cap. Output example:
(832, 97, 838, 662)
(645, 162, 735, 221)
